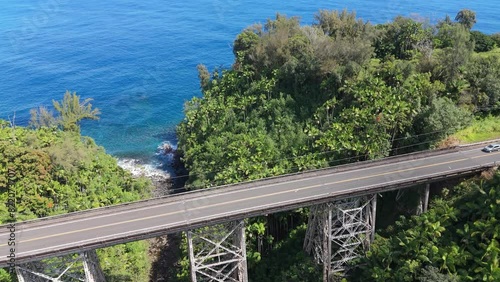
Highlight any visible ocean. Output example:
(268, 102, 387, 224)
(0, 0, 498, 175)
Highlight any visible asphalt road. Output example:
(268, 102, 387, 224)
(1, 146, 499, 266)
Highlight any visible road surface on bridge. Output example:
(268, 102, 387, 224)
(1, 146, 499, 266)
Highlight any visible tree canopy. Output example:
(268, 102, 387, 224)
(455, 9, 477, 30)
(0, 95, 151, 281)
(30, 90, 100, 132)
(175, 8, 500, 281)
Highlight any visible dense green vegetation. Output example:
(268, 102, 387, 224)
(175, 8, 500, 281)
(2, 8, 499, 282)
(352, 171, 500, 281)
(0, 93, 152, 281)
(178, 9, 500, 190)
(451, 115, 500, 143)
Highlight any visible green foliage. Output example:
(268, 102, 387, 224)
(434, 20, 457, 49)
(312, 70, 422, 159)
(417, 97, 472, 143)
(176, 8, 497, 281)
(465, 55, 500, 109)
(417, 266, 459, 282)
(470, 31, 496, 52)
(30, 106, 57, 129)
(249, 225, 321, 282)
(451, 115, 500, 143)
(30, 91, 100, 133)
(233, 28, 261, 67)
(97, 241, 151, 281)
(350, 172, 500, 281)
(53, 90, 101, 132)
(455, 9, 477, 30)
(177, 68, 311, 188)
(492, 33, 500, 47)
(374, 16, 432, 60)
(314, 9, 374, 39)
(0, 269, 12, 282)
(0, 122, 152, 281)
(434, 25, 474, 97)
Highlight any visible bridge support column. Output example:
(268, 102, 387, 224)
(417, 183, 430, 215)
(422, 183, 430, 213)
(304, 195, 377, 280)
(187, 220, 248, 282)
(15, 250, 106, 282)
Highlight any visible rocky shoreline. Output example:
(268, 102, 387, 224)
(117, 142, 185, 281)
(117, 141, 180, 197)
(117, 158, 172, 196)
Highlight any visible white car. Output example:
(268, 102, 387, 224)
(482, 144, 500, 153)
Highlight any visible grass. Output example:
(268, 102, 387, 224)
(475, 47, 500, 59)
(451, 115, 500, 143)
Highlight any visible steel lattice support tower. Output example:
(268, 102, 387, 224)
(16, 250, 106, 282)
(304, 195, 377, 280)
(187, 220, 248, 282)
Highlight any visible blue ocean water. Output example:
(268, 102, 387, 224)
(0, 0, 498, 166)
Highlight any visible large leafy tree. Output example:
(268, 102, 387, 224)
(311, 72, 420, 159)
(416, 97, 472, 142)
(465, 56, 500, 110)
(434, 24, 474, 97)
(375, 16, 432, 60)
(455, 9, 476, 30)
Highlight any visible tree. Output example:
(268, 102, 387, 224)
(233, 28, 260, 67)
(470, 31, 496, 52)
(419, 97, 472, 141)
(465, 56, 500, 110)
(375, 16, 432, 60)
(491, 33, 500, 47)
(314, 9, 373, 39)
(30, 106, 57, 129)
(435, 25, 474, 88)
(197, 64, 211, 91)
(455, 9, 476, 30)
(53, 90, 100, 132)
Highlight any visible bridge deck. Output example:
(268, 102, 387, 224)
(1, 146, 499, 266)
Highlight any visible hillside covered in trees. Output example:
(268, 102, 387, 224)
(0, 92, 153, 281)
(174, 9, 500, 281)
(2, 8, 500, 282)
(178, 9, 500, 189)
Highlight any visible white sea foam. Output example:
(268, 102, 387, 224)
(117, 141, 176, 182)
(118, 158, 170, 182)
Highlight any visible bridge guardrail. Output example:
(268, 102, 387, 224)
(458, 139, 500, 148)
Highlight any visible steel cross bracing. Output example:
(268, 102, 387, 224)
(16, 250, 106, 282)
(304, 195, 377, 278)
(187, 220, 248, 282)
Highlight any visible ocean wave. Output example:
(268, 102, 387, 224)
(117, 158, 170, 182)
(117, 141, 176, 182)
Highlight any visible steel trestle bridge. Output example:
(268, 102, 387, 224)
(1, 142, 500, 281)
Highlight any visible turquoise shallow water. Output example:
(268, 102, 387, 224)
(0, 0, 498, 166)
